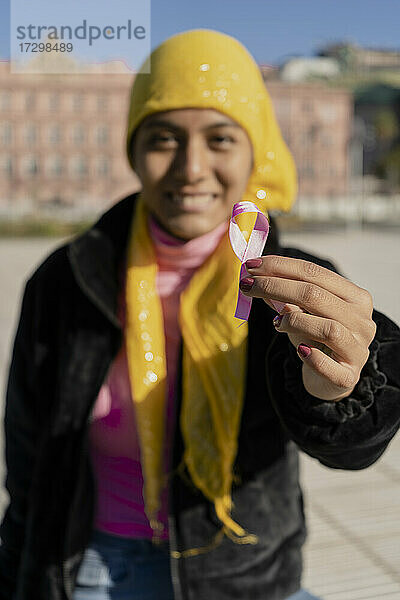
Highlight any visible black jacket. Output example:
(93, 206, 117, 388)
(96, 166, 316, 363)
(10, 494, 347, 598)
(1, 193, 399, 600)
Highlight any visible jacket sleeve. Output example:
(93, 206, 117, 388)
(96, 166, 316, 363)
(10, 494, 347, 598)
(0, 277, 40, 599)
(267, 308, 400, 470)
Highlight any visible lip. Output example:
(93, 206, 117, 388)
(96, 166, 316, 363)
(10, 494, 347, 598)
(167, 190, 220, 196)
(164, 191, 219, 213)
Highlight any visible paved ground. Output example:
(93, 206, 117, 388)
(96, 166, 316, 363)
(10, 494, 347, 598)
(0, 228, 399, 598)
(279, 227, 400, 600)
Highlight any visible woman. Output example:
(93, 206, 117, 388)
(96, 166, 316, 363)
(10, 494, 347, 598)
(0, 29, 399, 600)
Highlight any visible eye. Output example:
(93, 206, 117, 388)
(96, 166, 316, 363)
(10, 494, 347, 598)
(209, 134, 235, 148)
(147, 132, 179, 148)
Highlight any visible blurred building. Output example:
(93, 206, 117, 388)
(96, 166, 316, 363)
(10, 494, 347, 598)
(279, 57, 340, 83)
(354, 83, 400, 181)
(0, 61, 140, 215)
(0, 60, 351, 214)
(267, 81, 351, 198)
(258, 63, 279, 81)
(318, 43, 400, 73)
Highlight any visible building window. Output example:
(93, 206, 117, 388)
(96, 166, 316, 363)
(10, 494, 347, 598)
(21, 155, 39, 177)
(24, 123, 37, 145)
(0, 155, 13, 178)
(73, 94, 84, 111)
(72, 123, 85, 145)
(308, 125, 319, 143)
(0, 91, 11, 111)
(70, 155, 87, 178)
(49, 124, 62, 145)
(97, 95, 108, 111)
(47, 155, 63, 177)
(25, 93, 36, 111)
(49, 93, 60, 111)
(0, 122, 13, 145)
(301, 161, 314, 177)
(302, 131, 310, 147)
(95, 125, 109, 145)
(281, 129, 291, 144)
(96, 156, 109, 176)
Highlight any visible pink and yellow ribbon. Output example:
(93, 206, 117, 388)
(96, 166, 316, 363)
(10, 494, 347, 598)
(229, 201, 285, 321)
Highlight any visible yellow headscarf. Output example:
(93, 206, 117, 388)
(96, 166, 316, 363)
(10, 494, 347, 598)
(124, 29, 297, 551)
(127, 29, 296, 212)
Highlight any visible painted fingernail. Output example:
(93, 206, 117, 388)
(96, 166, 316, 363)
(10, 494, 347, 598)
(245, 258, 262, 269)
(297, 344, 312, 359)
(273, 314, 283, 328)
(239, 277, 254, 291)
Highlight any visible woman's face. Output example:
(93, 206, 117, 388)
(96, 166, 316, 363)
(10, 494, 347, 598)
(131, 108, 253, 240)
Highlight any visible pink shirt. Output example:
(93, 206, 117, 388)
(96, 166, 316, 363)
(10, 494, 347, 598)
(88, 215, 228, 539)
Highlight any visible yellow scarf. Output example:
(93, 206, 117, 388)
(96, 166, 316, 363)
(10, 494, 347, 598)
(124, 29, 297, 548)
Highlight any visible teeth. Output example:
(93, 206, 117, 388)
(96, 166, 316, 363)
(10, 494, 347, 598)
(169, 193, 216, 208)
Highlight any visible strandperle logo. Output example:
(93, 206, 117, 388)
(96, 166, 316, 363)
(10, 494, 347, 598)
(16, 20, 146, 46)
(10, 0, 150, 74)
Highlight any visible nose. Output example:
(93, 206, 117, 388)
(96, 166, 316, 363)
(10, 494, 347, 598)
(173, 137, 210, 183)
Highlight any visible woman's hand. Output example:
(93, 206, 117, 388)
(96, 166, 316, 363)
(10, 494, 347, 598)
(240, 255, 377, 402)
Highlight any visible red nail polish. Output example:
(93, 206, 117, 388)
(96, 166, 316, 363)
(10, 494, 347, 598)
(245, 258, 262, 269)
(273, 315, 282, 328)
(239, 277, 254, 291)
(297, 344, 312, 359)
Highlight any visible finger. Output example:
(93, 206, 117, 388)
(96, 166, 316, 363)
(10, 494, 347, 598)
(263, 297, 280, 312)
(265, 300, 302, 314)
(274, 311, 367, 364)
(245, 255, 373, 312)
(240, 275, 352, 325)
(296, 344, 360, 398)
(280, 303, 305, 314)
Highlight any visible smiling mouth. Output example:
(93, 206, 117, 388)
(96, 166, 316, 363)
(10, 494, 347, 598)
(164, 192, 219, 211)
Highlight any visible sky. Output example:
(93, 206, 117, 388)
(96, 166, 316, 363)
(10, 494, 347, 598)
(1, 0, 400, 66)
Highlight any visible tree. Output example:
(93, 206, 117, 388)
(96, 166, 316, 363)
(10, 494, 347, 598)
(374, 109, 399, 141)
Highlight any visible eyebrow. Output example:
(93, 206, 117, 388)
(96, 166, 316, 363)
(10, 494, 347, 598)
(143, 119, 240, 132)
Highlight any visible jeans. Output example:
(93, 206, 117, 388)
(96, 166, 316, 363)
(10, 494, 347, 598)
(73, 529, 174, 600)
(73, 529, 322, 600)
(286, 591, 322, 600)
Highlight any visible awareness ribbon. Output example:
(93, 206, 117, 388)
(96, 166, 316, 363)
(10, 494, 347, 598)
(229, 201, 285, 322)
